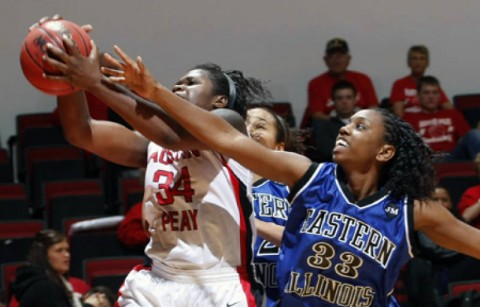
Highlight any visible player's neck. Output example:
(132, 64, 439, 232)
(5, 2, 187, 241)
(253, 173, 263, 182)
(344, 170, 379, 202)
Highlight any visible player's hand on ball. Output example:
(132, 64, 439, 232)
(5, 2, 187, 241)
(102, 45, 157, 100)
(43, 39, 103, 91)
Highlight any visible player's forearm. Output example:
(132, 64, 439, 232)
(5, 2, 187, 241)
(57, 91, 94, 148)
(255, 219, 284, 247)
(149, 82, 239, 151)
(87, 80, 183, 148)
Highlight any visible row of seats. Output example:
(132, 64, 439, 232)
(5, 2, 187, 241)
(0, 176, 143, 228)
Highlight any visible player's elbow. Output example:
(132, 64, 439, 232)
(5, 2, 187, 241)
(61, 126, 92, 151)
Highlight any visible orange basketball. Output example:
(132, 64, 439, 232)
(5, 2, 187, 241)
(20, 18, 91, 96)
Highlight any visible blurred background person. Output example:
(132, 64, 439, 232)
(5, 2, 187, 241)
(11, 229, 90, 307)
(389, 45, 452, 118)
(302, 37, 378, 127)
(308, 80, 357, 162)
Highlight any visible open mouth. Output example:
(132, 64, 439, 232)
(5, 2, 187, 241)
(335, 138, 348, 148)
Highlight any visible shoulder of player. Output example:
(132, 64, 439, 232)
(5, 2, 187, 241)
(211, 108, 247, 134)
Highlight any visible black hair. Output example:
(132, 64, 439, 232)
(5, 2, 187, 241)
(247, 104, 306, 154)
(192, 63, 271, 118)
(376, 108, 436, 201)
(331, 80, 357, 99)
(84, 286, 117, 306)
(417, 75, 440, 92)
(27, 230, 72, 300)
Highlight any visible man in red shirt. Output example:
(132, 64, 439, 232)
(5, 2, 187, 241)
(302, 38, 378, 127)
(456, 153, 480, 229)
(404, 76, 470, 153)
(390, 45, 452, 118)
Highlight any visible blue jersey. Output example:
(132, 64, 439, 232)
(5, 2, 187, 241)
(276, 163, 415, 307)
(252, 178, 290, 306)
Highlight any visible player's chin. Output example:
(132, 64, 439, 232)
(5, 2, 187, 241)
(331, 148, 345, 163)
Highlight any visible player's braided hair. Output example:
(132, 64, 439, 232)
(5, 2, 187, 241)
(377, 108, 436, 201)
(192, 63, 271, 118)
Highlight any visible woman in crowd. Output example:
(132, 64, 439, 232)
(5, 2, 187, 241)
(11, 230, 90, 307)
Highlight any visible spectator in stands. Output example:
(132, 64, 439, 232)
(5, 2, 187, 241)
(11, 229, 90, 307)
(403, 76, 471, 156)
(432, 185, 462, 219)
(308, 80, 357, 162)
(302, 37, 378, 127)
(82, 286, 116, 307)
(390, 45, 452, 118)
(446, 155, 480, 285)
(456, 153, 480, 229)
(399, 185, 462, 304)
(451, 129, 480, 161)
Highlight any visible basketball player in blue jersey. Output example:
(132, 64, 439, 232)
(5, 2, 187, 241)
(42, 30, 271, 306)
(246, 106, 305, 306)
(105, 45, 480, 306)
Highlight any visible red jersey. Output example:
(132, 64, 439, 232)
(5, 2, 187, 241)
(389, 75, 449, 112)
(404, 109, 471, 152)
(304, 70, 378, 127)
(457, 185, 480, 229)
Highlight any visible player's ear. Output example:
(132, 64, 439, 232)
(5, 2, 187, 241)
(376, 144, 395, 162)
(213, 95, 228, 108)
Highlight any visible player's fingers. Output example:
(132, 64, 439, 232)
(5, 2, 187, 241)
(43, 73, 68, 81)
(42, 54, 68, 71)
(101, 67, 124, 77)
(81, 24, 93, 33)
(28, 22, 39, 31)
(45, 43, 70, 64)
(108, 76, 126, 84)
(62, 36, 79, 56)
(137, 56, 146, 73)
(102, 52, 122, 69)
(39, 16, 50, 24)
(113, 45, 136, 67)
(89, 40, 99, 60)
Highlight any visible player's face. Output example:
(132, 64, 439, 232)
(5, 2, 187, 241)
(246, 108, 284, 151)
(432, 187, 452, 210)
(332, 109, 387, 165)
(172, 69, 218, 111)
(418, 84, 441, 112)
(333, 88, 357, 118)
(324, 52, 351, 75)
(408, 51, 429, 75)
(47, 239, 70, 275)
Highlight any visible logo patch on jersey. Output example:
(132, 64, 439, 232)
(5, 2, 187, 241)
(384, 202, 400, 219)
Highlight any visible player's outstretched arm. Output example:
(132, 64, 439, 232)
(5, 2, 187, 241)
(415, 199, 480, 260)
(103, 45, 311, 188)
(255, 219, 284, 247)
(57, 91, 149, 168)
(45, 38, 200, 149)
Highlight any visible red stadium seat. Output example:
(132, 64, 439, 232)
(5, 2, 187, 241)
(448, 279, 480, 297)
